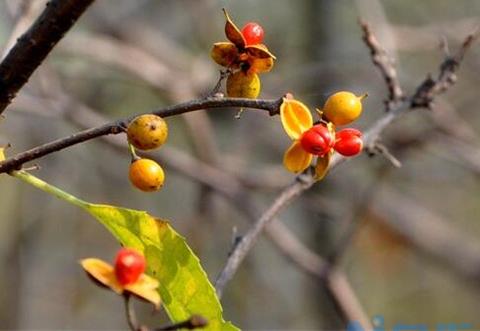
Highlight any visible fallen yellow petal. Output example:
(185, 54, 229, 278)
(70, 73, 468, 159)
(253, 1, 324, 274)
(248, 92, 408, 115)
(280, 99, 313, 140)
(80, 258, 123, 294)
(283, 141, 313, 173)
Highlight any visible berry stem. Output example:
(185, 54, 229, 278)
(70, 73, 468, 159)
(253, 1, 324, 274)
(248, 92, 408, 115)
(123, 294, 140, 331)
(128, 143, 140, 163)
(359, 93, 368, 101)
(11, 170, 88, 209)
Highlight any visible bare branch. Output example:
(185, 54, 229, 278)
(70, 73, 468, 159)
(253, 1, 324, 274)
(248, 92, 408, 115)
(123, 295, 139, 331)
(360, 20, 404, 108)
(411, 28, 480, 108)
(214, 176, 314, 297)
(18, 89, 371, 328)
(0, 0, 95, 114)
(370, 188, 480, 281)
(0, 96, 283, 173)
(214, 24, 477, 297)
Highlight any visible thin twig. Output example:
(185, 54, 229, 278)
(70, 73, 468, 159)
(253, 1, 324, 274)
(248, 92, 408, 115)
(411, 27, 480, 108)
(360, 20, 404, 109)
(0, 0, 95, 114)
(124, 294, 139, 331)
(154, 315, 208, 331)
(214, 177, 314, 297)
(0, 96, 283, 173)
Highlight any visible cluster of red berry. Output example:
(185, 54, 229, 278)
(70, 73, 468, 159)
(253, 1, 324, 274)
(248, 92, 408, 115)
(300, 92, 365, 158)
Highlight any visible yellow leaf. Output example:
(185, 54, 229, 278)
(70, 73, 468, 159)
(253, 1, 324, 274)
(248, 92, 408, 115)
(223, 9, 245, 49)
(314, 152, 331, 180)
(283, 141, 312, 173)
(280, 99, 313, 140)
(210, 42, 239, 68)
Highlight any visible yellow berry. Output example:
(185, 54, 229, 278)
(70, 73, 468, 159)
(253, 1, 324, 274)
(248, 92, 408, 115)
(127, 114, 168, 150)
(129, 159, 165, 192)
(322, 91, 366, 126)
(226, 70, 261, 99)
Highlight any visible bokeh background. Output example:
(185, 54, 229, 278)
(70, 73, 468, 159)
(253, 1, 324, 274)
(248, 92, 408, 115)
(1, 0, 480, 329)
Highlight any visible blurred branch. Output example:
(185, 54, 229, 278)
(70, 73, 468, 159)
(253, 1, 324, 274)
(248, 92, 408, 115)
(15, 90, 371, 330)
(123, 295, 139, 331)
(0, 0, 95, 114)
(371, 188, 480, 281)
(411, 27, 480, 108)
(392, 18, 480, 52)
(213, 21, 477, 298)
(360, 20, 404, 108)
(0, 96, 283, 173)
(1, 0, 45, 58)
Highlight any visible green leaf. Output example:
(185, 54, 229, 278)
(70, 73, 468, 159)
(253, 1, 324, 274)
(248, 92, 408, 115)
(10, 170, 239, 331)
(83, 204, 238, 331)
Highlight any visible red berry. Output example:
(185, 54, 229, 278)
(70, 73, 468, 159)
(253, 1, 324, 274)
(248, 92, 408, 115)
(241, 22, 264, 45)
(334, 128, 363, 156)
(299, 124, 334, 156)
(114, 248, 146, 285)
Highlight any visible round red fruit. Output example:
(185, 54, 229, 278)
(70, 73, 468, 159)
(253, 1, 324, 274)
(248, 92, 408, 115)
(300, 124, 334, 156)
(241, 22, 264, 45)
(334, 128, 363, 157)
(114, 248, 146, 285)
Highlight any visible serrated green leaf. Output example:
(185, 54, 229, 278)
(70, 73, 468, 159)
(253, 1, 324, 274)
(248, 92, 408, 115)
(82, 203, 238, 331)
(9, 170, 239, 331)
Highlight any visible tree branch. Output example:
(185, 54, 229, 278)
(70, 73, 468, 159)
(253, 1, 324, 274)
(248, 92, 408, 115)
(213, 22, 477, 297)
(0, 0, 96, 115)
(0, 96, 283, 173)
(360, 20, 404, 108)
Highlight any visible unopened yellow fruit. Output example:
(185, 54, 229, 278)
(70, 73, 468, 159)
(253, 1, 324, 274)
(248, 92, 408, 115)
(226, 71, 261, 99)
(127, 114, 168, 150)
(322, 91, 365, 126)
(129, 159, 165, 192)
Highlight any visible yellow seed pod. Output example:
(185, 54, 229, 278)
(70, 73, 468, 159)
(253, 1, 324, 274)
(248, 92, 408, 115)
(129, 159, 165, 192)
(226, 71, 261, 99)
(322, 91, 366, 126)
(127, 114, 168, 151)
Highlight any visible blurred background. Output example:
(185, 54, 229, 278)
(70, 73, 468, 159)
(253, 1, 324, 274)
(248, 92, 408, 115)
(1, 0, 480, 329)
